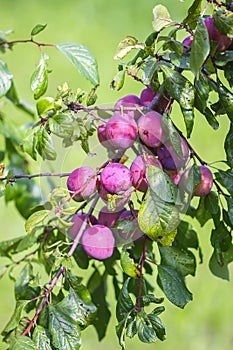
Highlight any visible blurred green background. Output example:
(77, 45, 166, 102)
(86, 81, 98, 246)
(0, 0, 232, 349)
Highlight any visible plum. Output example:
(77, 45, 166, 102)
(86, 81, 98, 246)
(82, 224, 115, 260)
(130, 154, 162, 192)
(98, 182, 131, 209)
(137, 111, 163, 148)
(98, 205, 125, 227)
(157, 137, 189, 170)
(97, 123, 114, 149)
(69, 213, 98, 240)
(105, 112, 138, 149)
(165, 170, 181, 185)
(140, 87, 170, 112)
(67, 166, 98, 201)
(193, 166, 213, 196)
(205, 16, 231, 52)
(114, 94, 142, 119)
(100, 163, 132, 195)
(182, 35, 193, 51)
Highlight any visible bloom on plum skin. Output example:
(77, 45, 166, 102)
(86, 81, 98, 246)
(114, 94, 142, 119)
(81, 224, 115, 260)
(67, 166, 98, 202)
(105, 112, 138, 150)
(100, 163, 132, 195)
(137, 111, 164, 148)
(69, 213, 98, 240)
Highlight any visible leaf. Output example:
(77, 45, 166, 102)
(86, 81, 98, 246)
(114, 36, 144, 60)
(15, 264, 40, 306)
(56, 42, 99, 85)
(147, 313, 166, 341)
(9, 336, 37, 350)
(215, 51, 233, 67)
(110, 70, 125, 91)
(36, 127, 57, 160)
(49, 114, 74, 138)
(225, 124, 233, 168)
(226, 197, 233, 227)
(116, 279, 134, 322)
(213, 10, 233, 36)
(211, 222, 232, 252)
(190, 17, 210, 79)
(215, 170, 233, 196)
(159, 245, 196, 277)
(31, 24, 47, 37)
(0, 58, 13, 98)
(157, 265, 192, 308)
(209, 244, 233, 280)
(120, 250, 140, 278)
(49, 302, 82, 350)
(25, 210, 50, 233)
(30, 56, 48, 99)
(218, 85, 233, 122)
(152, 5, 171, 32)
(136, 317, 157, 344)
(6, 82, 35, 117)
(162, 114, 183, 158)
(0, 236, 24, 257)
(183, 0, 203, 29)
(195, 197, 212, 227)
(32, 325, 52, 350)
(204, 191, 219, 215)
(2, 301, 27, 334)
(36, 97, 55, 115)
(224, 62, 233, 88)
(161, 64, 195, 137)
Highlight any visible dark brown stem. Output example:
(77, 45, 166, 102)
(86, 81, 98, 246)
(0, 38, 55, 48)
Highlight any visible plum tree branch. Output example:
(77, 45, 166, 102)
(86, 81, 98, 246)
(0, 172, 70, 182)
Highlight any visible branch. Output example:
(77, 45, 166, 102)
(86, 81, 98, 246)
(0, 172, 70, 182)
(0, 38, 55, 49)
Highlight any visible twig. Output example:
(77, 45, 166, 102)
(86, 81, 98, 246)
(136, 236, 147, 312)
(0, 172, 70, 182)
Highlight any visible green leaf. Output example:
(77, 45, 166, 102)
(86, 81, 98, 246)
(36, 97, 54, 115)
(159, 245, 196, 277)
(161, 64, 195, 137)
(23, 129, 37, 160)
(162, 114, 183, 158)
(157, 265, 192, 308)
(195, 197, 212, 227)
(225, 124, 233, 168)
(226, 197, 233, 227)
(110, 70, 125, 91)
(36, 127, 57, 160)
(0, 58, 13, 98)
(0, 236, 24, 257)
(136, 316, 157, 344)
(30, 56, 48, 99)
(32, 325, 52, 350)
(216, 170, 233, 196)
(114, 36, 144, 60)
(89, 272, 111, 340)
(211, 222, 232, 252)
(209, 244, 233, 280)
(183, 0, 203, 29)
(224, 62, 233, 88)
(49, 114, 74, 138)
(190, 17, 210, 79)
(9, 336, 37, 350)
(6, 82, 35, 117)
(215, 51, 233, 67)
(218, 86, 233, 122)
(25, 210, 50, 233)
(31, 24, 47, 37)
(213, 10, 233, 36)
(204, 191, 219, 215)
(120, 250, 140, 278)
(49, 301, 82, 350)
(2, 301, 27, 334)
(147, 313, 166, 341)
(152, 5, 171, 32)
(15, 264, 40, 305)
(56, 42, 99, 85)
(116, 279, 134, 322)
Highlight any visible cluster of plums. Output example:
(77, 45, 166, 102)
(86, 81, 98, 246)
(66, 17, 224, 261)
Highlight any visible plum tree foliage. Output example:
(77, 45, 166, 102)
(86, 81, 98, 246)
(0, 0, 233, 349)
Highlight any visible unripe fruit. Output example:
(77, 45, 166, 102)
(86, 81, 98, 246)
(82, 224, 115, 260)
(137, 111, 163, 148)
(157, 137, 189, 170)
(205, 16, 232, 52)
(130, 154, 162, 192)
(69, 213, 98, 240)
(100, 163, 132, 195)
(193, 166, 213, 196)
(67, 166, 98, 201)
(98, 205, 124, 227)
(105, 112, 138, 150)
(114, 94, 142, 119)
